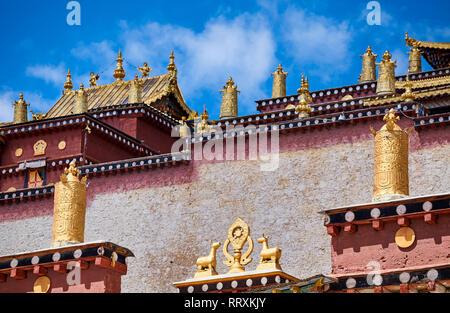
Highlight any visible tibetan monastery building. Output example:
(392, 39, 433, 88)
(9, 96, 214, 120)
(0, 34, 449, 292)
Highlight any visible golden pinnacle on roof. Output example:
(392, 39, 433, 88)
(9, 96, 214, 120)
(64, 69, 73, 93)
(113, 49, 126, 81)
(407, 43, 422, 74)
(272, 64, 288, 98)
(223, 218, 254, 273)
(295, 74, 312, 118)
(197, 106, 214, 134)
(359, 46, 377, 83)
(128, 74, 143, 104)
(219, 77, 240, 119)
(370, 109, 412, 202)
(376, 50, 397, 94)
(137, 62, 152, 78)
(13, 93, 30, 124)
(167, 50, 177, 74)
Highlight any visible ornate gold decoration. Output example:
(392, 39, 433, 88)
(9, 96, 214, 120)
(371, 109, 411, 202)
(113, 49, 126, 81)
(33, 276, 51, 293)
(256, 234, 282, 271)
(73, 84, 88, 114)
(7, 187, 16, 192)
(220, 77, 240, 119)
(407, 44, 422, 74)
(194, 241, 221, 278)
(64, 69, 73, 94)
(396, 75, 450, 89)
(27, 169, 44, 188)
(179, 117, 190, 137)
(359, 46, 377, 83)
(167, 50, 177, 74)
(405, 32, 450, 50)
(30, 110, 47, 121)
(376, 50, 397, 94)
(89, 72, 100, 87)
(295, 74, 312, 118)
(51, 162, 88, 248)
(138, 62, 152, 78)
(272, 64, 288, 98)
(222, 218, 254, 273)
(58, 141, 67, 150)
(341, 94, 353, 101)
(364, 86, 450, 107)
(33, 139, 47, 156)
(12, 93, 29, 124)
(15, 148, 23, 157)
(128, 75, 143, 103)
(395, 227, 416, 248)
(85, 124, 91, 134)
(196, 107, 215, 134)
(400, 75, 416, 102)
(187, 110, 199, 121)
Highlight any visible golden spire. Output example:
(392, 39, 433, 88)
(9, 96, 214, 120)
(376, 50, 397, 94)
(370, 109, 412, 202)
(219, 77, 240, 119)
(359, 46, 377, 83)
(64, 69, 73, 94)
(73, 84, 88, 114)
(222, 218, 254, 273)
(272, 64, 288, 98)
(13, 93, 29, 124)
(128, 74, 143, 103)
(113, 49, 126, 81)
(295, 74, 312, 118)
(407, 43, 422, 74)
(196, 106, 214, 134)
(167, 50, 177, 74)
(51, 162, 88, 248)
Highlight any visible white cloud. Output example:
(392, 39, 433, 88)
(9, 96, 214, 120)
(26, 63, 67, 87)
(281, 9, 353, 82)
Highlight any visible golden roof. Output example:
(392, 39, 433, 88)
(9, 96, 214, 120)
(405, 32, 450, 50)
(46, 73, 190, 119)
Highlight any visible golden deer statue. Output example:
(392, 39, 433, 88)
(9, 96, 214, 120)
(194, 241, 221, 278)
(256, 234, 282, 271)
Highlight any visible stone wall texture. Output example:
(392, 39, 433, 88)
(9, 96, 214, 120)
(0, 124, 449, 292)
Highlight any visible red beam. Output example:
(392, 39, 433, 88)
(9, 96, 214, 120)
(10, 268, 26, 280)
(33, 265, 48, 276)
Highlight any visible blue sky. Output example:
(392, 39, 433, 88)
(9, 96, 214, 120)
(0, 0, 449, 122)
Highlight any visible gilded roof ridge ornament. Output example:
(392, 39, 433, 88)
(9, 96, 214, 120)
(223, 218, 253, 273)
(128, 74, 143, 104)
(272, 64, 288, 99)
(376, 50, 397, 94)
(371, 109, 411, 202)
(73, 84, 88, 114)
(256, 234, 282, 271)
(89, 72, 100, 87)
(295, 74, 312, 118)
(64, 69, 73, 94)
(30, 110, 48, 121)
(219, 77, 240, 119)
(194, 240, 221, 278)
(137, 62, 152, 78)
(13, 93, 30, 124)
(359, 46, 377, 83)
(400, 74, 417, 102)
(167, 50, 177, 74)
(113, 49, 126, 82)
(196, 105, 215, 134)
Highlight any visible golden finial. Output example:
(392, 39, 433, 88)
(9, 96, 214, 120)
(167, 50, 177, 73)
(30, 110, 47, 121)
(272, 64, 288, 98)
(196, 106, 214, 134)
(138, 62, 152, 78)
(64, 69, 73, 93)
(371, 109, 412, 202)
(219, 77, 240, 119)
(194, 241, 221, 278)
(400, 75, 416, 102)
(256, 234, 282, 271)
(179, 116, 190, 137)
(128, 74, 143, 104)
(113, 49, 126, 81)
(359, 46, 377, 83)
(73, 84, 88, 114)
(51, 161, 88, 248)
(222, 218, 254, 273)
(13, 93, 29, 124)
(89, 72, 100, 87)
(376, 50, 397, 94)
(295, 74, 312, 118)
(407, 44, 422, 74)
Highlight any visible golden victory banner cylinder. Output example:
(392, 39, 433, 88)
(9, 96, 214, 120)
(51, 163, 87, 248)
(372, 109, 410, 202)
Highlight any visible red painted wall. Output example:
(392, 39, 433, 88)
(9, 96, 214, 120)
(86, 130, 141, 163)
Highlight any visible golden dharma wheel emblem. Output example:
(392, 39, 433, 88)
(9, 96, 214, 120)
(33, 276, 51, 293)
(15, 148, 23, 157)
(395, 227, 416, 248)
(58, 141, 67, 150)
